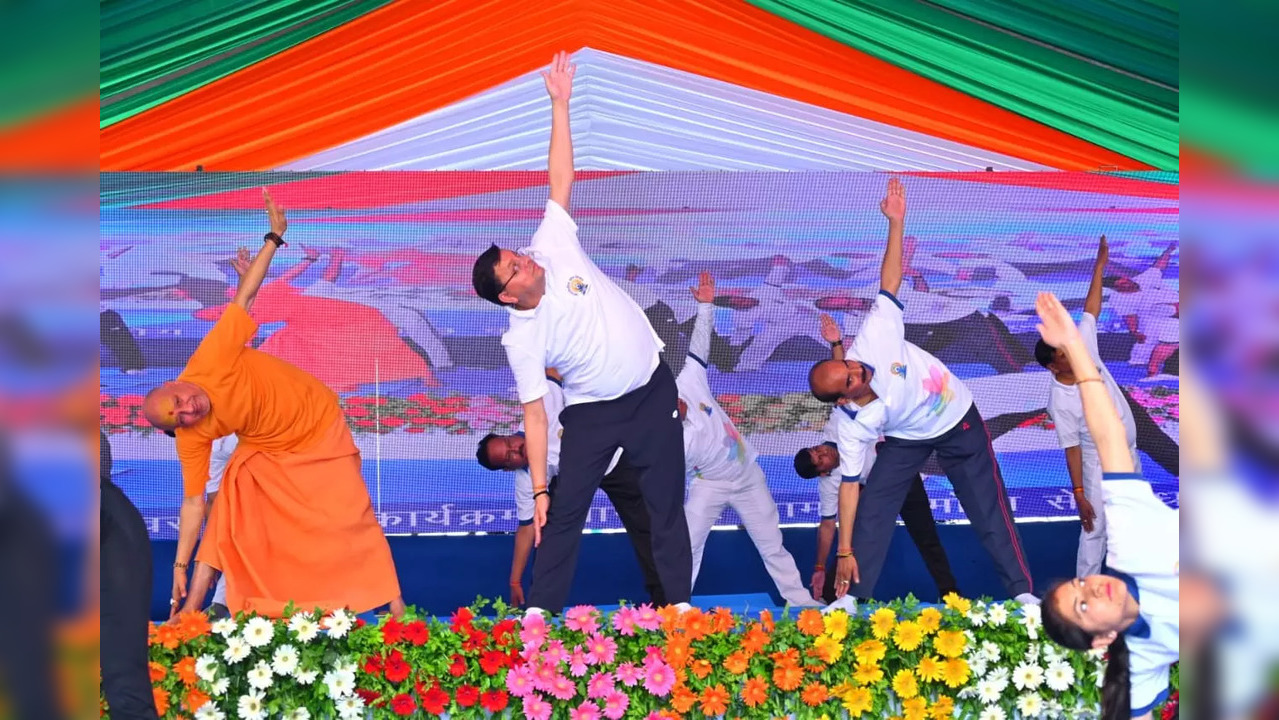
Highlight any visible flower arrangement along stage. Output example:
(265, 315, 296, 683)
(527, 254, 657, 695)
(122, 594, 1178, 720)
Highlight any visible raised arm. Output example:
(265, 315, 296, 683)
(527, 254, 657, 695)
(542, 52, 576, 209)
(820, 313, 844, 361)
(878, 178, 907, 297)
(688, 271, 715, 364)
(230, 189, 288, 311)
(1083, 235, 1108, 318)
(1035, 292, 1133, 474)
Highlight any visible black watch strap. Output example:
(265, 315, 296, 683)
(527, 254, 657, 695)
(264, 232, 285, 247)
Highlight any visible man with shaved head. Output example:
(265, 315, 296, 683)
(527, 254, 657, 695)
(150, 190, 403, 619)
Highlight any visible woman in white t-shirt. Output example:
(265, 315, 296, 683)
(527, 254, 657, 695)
(1036, 292, 1178, 720)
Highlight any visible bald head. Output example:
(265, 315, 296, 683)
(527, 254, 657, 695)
(143, 381, 211, 431)
(808, 358, 874, 405)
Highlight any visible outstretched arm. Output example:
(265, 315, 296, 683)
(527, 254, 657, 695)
(543, 52, 576, 209)
(878, 178, 906, 297)
(820, 313, 845, 361)
(231, 189, 288, 311)
(1083, 235, 1108, 318)
(688, 271, 715, 365)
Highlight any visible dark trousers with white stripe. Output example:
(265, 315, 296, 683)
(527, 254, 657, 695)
(850, 403, 1033, 599)
(530, 363, 692, 612)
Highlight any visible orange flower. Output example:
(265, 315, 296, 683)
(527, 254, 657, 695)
(175, 612, 211, 642)
(148, 662, 167, 683)
(770, 648, 800, 667)
(666, 635, 693, 670)
(772, 663, 804, 691)
(152, 687, 170, 716)
(712, 606, 735, 634)
(656, 711, 681, 720)
(741, 677, 769, 707)
(699, 684, 730, 716)
(173, 656, 198, 687)
(184, 688, 211, 713)
(152, 624, 181, 650)
(658, 605, 681, 633)
(671, 685, 698, 714)
(690, 659, 713, 680)
(796, 608, 825, 636)
(724, 652, 750, 675)
(800, 681, 829, 706)
(759, 609, 775, 633)
(742, 625, 770, 656)
(682, 608, 711, 640)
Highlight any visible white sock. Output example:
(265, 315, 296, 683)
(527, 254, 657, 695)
(1014, 593, 1041, 605)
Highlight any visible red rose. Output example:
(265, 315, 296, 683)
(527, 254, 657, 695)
(450, 608, 474, 633)
(382, 618, 405, 645)
(480, 690, 510, 712)
(479, 650, 508, 675)
(346, 406, 371, 419)
(404, 620, 429, 646)
(384, 653, 411, 684)
(390, 693, 416, 716)
(382, 416, 406, 428)
(355, 688, 381, 706)
(362, 655, 384, 677)
(455, 684, 480, 707)
(420, 685, 450, 715)
(447, 654, 467, 677)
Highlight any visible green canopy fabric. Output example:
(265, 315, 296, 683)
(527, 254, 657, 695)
(745, 0, 1179, 169)
(100, 0, 396, 128)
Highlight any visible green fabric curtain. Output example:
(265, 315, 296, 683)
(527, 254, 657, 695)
(745, 0, 1178, 169)
(0, 1, 97, 127)
(100, 0, 396, 129)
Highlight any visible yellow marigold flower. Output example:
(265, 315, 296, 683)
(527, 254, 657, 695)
(854, 639, 886, 665)
(933, 629, 967, 659)
(893, 620, 924, 651)
(916, 655, 945, 683)
(853, 661, 884, 686)
(902, 696, 928, 720)
(917, 607, 942, 634)
(942, 592, 971, 615)
(941, 658, 970, 688)
(891, 668, 919, 699)
(831, 680, 856, 698)
(841, 686, 873, 717)
(929, 695, 955, 719)
(869, 608, 896, 639)
(822, 610, 849, 641)
(813, 634, 843, 663)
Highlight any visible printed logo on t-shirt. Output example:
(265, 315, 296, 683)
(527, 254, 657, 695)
(923, 365, 956, 416)
(891, 362, 907, 379)
(567, 276, 590, 296)
(723, 422, 748, 463)
(700, 403, 712, 417)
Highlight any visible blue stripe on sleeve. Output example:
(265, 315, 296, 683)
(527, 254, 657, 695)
(841, 474, 861, 484)
(687, 352, 708, 369)
(878, 289, 904, 309)
(1102, 472, 1147, 482)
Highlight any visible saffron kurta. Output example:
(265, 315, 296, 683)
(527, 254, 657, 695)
(177, 303, 400, 616)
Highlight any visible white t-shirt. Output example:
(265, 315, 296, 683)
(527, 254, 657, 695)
(677, 303, 759, 481)
(816, 410, 881, 518)
(512, 377, 622, 523)
(1045, 312, 1141, 479)
(502, 201, 663, 407)
(1100, 472, 1179, 716)
(832, 291, 975, 477)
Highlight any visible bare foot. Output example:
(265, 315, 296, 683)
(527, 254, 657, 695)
(389, 597, 406, 619)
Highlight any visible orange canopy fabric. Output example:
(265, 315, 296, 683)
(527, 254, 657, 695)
(100, 0, 1139, 171)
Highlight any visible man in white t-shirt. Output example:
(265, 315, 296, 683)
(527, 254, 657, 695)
(204, 434, 238, 618)
(1105, 243, 1178, 375)
(470, 53, 691, 613)
(1036, 236, 1142, 577)
(476, 371, 666, 608)
(677, 272, 821, 607)
(807, 178, 1035, 604)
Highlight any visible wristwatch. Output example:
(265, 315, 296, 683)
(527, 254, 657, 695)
(264, 232, 285, 247)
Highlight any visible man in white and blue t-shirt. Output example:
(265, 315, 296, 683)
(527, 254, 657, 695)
(470, 53, 691, 613)
(476, 370, 666, 608)
(807, 178, 1035, 604)
(1036, 235, 1142, 577)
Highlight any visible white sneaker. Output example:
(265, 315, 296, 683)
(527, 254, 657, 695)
(1014, 593, 1041, 606)
(673, 602, 695, 613)
(822, 595, 858, 615)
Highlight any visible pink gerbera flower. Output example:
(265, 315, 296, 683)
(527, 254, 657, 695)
(611, 606, 639, 636)
(585, 634, 617, 665)
(642, 646, 665, 667)
(568, 646, 590, 677)
(634, 604, 661, 631)
(542, 639, 568, 667)
(587, 671, 616, 699)
(569, 701, 601, 720)
(615, 662, 643, 688)
(642, 660, 675, 697)
(532, 660, 558, 692)
(520, 614, 549, 648)
(522, 694, 552, 720)
(505, 665, 536, 698)
(548, 674, 578, 702)
(603, 691, 630, 720)
(565, 605, 599, 635)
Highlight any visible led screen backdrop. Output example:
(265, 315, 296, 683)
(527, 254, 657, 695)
(100, 171, 1179, 540)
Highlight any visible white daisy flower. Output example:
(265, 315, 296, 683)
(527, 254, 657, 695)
(981, 641, 1001, 663)
(209, 677, 230, 697)
(969, 656, 989, 678)
(1013, 662, 1045, 691)
(323, 609, 355, 639)
(283, 708, 311, 720)
(271, 644, 300, 676)
(977, 678, 1003, 705)
(336, 695, 366, 720)
(242, 617, 275, 648)
(1020, 603, 1042, 640)
(222, 636, 250, 664)
(1044, 698, 1065, 719)
(1016, 692, 1045, 718)
(211, 617, 238, 638)
(1087, 646, 1107, 660)
(246, 660, 274, 691)
(194, 702, 225, 720)
(987, 666, 1010, 693)
(294, 668, 319, 685)
(957, 686, 979, 700)
(324, 668, 356, 699)
(289, 613, 321, 643)
(968, 608, 988, 627)
(195, 654, 219, 683)
(237, 690, 267, 720)
(987, 603, 1009, 627)
(978, 706, 1007, 720)
(1045, 660, 1075, 692)
(333, 658, 359, 676)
